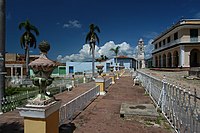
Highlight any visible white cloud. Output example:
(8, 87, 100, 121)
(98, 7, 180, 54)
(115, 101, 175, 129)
(144, 39, 154, 58)
(194, 12, 200, 18)
(63, 20, 82, 28)
(57, 40, 154, 62)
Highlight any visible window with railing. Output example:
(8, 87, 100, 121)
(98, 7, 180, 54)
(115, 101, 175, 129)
(155, 44, 158, 49)
(159, 42, 161, 47)
(174, 32, 178, 40)
(190, 29, 198, 42)
(163, 39, 165, 45)
(167, 36, 171, 43)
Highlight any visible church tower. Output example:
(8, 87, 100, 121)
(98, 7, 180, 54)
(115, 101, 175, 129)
(137, 38, 145, 68)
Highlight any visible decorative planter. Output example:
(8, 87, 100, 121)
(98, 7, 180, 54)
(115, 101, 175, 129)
(96, 64, 104, 76)
(28, 40, 57, 106)
(109, 65, 114, 72)
(115, 66, 119, 71)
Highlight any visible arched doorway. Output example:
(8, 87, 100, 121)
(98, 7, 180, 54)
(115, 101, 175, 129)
(190, 49, 200, 67)
(167, 52, 172, 67)
(155, 56, 158, 67)
(173, 51, 179, 67)
(159, 55, 162, 67)
(163, 54, 166, 67)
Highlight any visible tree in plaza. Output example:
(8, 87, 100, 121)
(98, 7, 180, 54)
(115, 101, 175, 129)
(110, 46, 120, 66)
(19, 20, 39, 78)
(85, 24, 100, 79)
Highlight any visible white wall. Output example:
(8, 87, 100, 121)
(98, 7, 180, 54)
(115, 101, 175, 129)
(66, 61, 111, 75)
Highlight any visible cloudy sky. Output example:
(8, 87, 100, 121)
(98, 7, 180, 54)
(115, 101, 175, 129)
(6, 0, 200, 61)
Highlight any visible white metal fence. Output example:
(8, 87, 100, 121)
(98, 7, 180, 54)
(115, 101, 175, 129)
(59, 85, 100, 125)
(137, 70, 200, 133)
(105, 78, 112, 91)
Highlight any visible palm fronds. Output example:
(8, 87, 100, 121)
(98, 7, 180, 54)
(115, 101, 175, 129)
(19, 20, 39, 49)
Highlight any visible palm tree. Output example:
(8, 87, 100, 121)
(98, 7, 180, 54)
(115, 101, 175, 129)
(85, 24, 100, 79)
(0, 0, 6, 112)
(19, 20, 39, 78)
(110, 46, 120, 67)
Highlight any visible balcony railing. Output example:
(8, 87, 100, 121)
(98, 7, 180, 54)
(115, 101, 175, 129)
(153, 37, 200, 53)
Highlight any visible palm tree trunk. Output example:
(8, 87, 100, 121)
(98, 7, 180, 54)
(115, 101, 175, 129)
(0, 0, 6, 113)
(116, 55, 118, 70)
(92, 43, 95, 79)
(25, 46, 30, 78)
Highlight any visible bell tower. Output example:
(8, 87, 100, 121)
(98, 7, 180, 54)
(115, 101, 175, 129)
(137, 38, 145, 68)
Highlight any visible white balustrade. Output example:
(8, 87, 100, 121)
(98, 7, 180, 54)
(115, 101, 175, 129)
(137, 70, 200, 133)
(59, 85, 100, 125)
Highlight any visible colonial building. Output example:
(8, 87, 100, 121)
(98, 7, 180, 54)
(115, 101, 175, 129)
(65, 56, 137, 75)
(152, 19, 200, 68)
(5, 53, 39, 78)
(136, 38, 145, 69)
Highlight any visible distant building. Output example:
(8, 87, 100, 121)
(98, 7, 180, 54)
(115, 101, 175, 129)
(152, 19, 200, 68)
(65, 56, 136, 75)
(5, 53, 39, 78)
(5, 53, 65, 78)
(51, 63, 66, 77)
(136, 38, 145, 69)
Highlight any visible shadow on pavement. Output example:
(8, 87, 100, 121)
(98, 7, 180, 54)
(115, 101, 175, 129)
(59, 122, 76, 133)
(0, 122, 23, 133)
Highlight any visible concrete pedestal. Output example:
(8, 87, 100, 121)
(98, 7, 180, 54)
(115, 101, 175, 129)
(18, 100, 61, 133)
(109, 73, 115, 84)
(116, 72, 119, 79)
(95, 77, 106, 95)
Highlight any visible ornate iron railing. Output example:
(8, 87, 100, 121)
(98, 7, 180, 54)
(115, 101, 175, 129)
(1, 77, 93, 113)
(0, 90, 39, 113)
(137, 70, 200, 133)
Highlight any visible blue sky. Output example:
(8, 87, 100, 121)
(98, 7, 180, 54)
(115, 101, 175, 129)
(6, 0, 200, 60)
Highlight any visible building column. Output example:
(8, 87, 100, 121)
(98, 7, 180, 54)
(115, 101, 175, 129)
(152, 56, 155, 67)
(179, 45, 185, 67)
(166, 57, 169, 67)
(171, 55, 174, 67)
(160, 56, 163, 68)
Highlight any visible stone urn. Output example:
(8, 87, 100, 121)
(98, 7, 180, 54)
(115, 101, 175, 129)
(96, 64, 104, 76)
(109, 65, 114, 73)
(28, 40, 57, 106)
(115, 66, 119, 71)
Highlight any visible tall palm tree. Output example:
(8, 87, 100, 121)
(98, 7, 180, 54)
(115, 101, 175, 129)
(110, 46, 120, 66)
(85, 24, 100, 79)
(0, 0, 6, 112)
(19, 20, 39, 78)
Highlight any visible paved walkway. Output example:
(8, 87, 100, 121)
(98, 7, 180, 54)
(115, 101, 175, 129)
(63, 73, 172, 133)
(0, 71, 172, 133)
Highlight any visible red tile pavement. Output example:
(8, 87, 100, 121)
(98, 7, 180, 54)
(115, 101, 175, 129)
(66, 75, 172, 133)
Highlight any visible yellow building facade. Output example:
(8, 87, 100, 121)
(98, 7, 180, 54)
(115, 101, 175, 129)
(152, 19, 200, 68)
